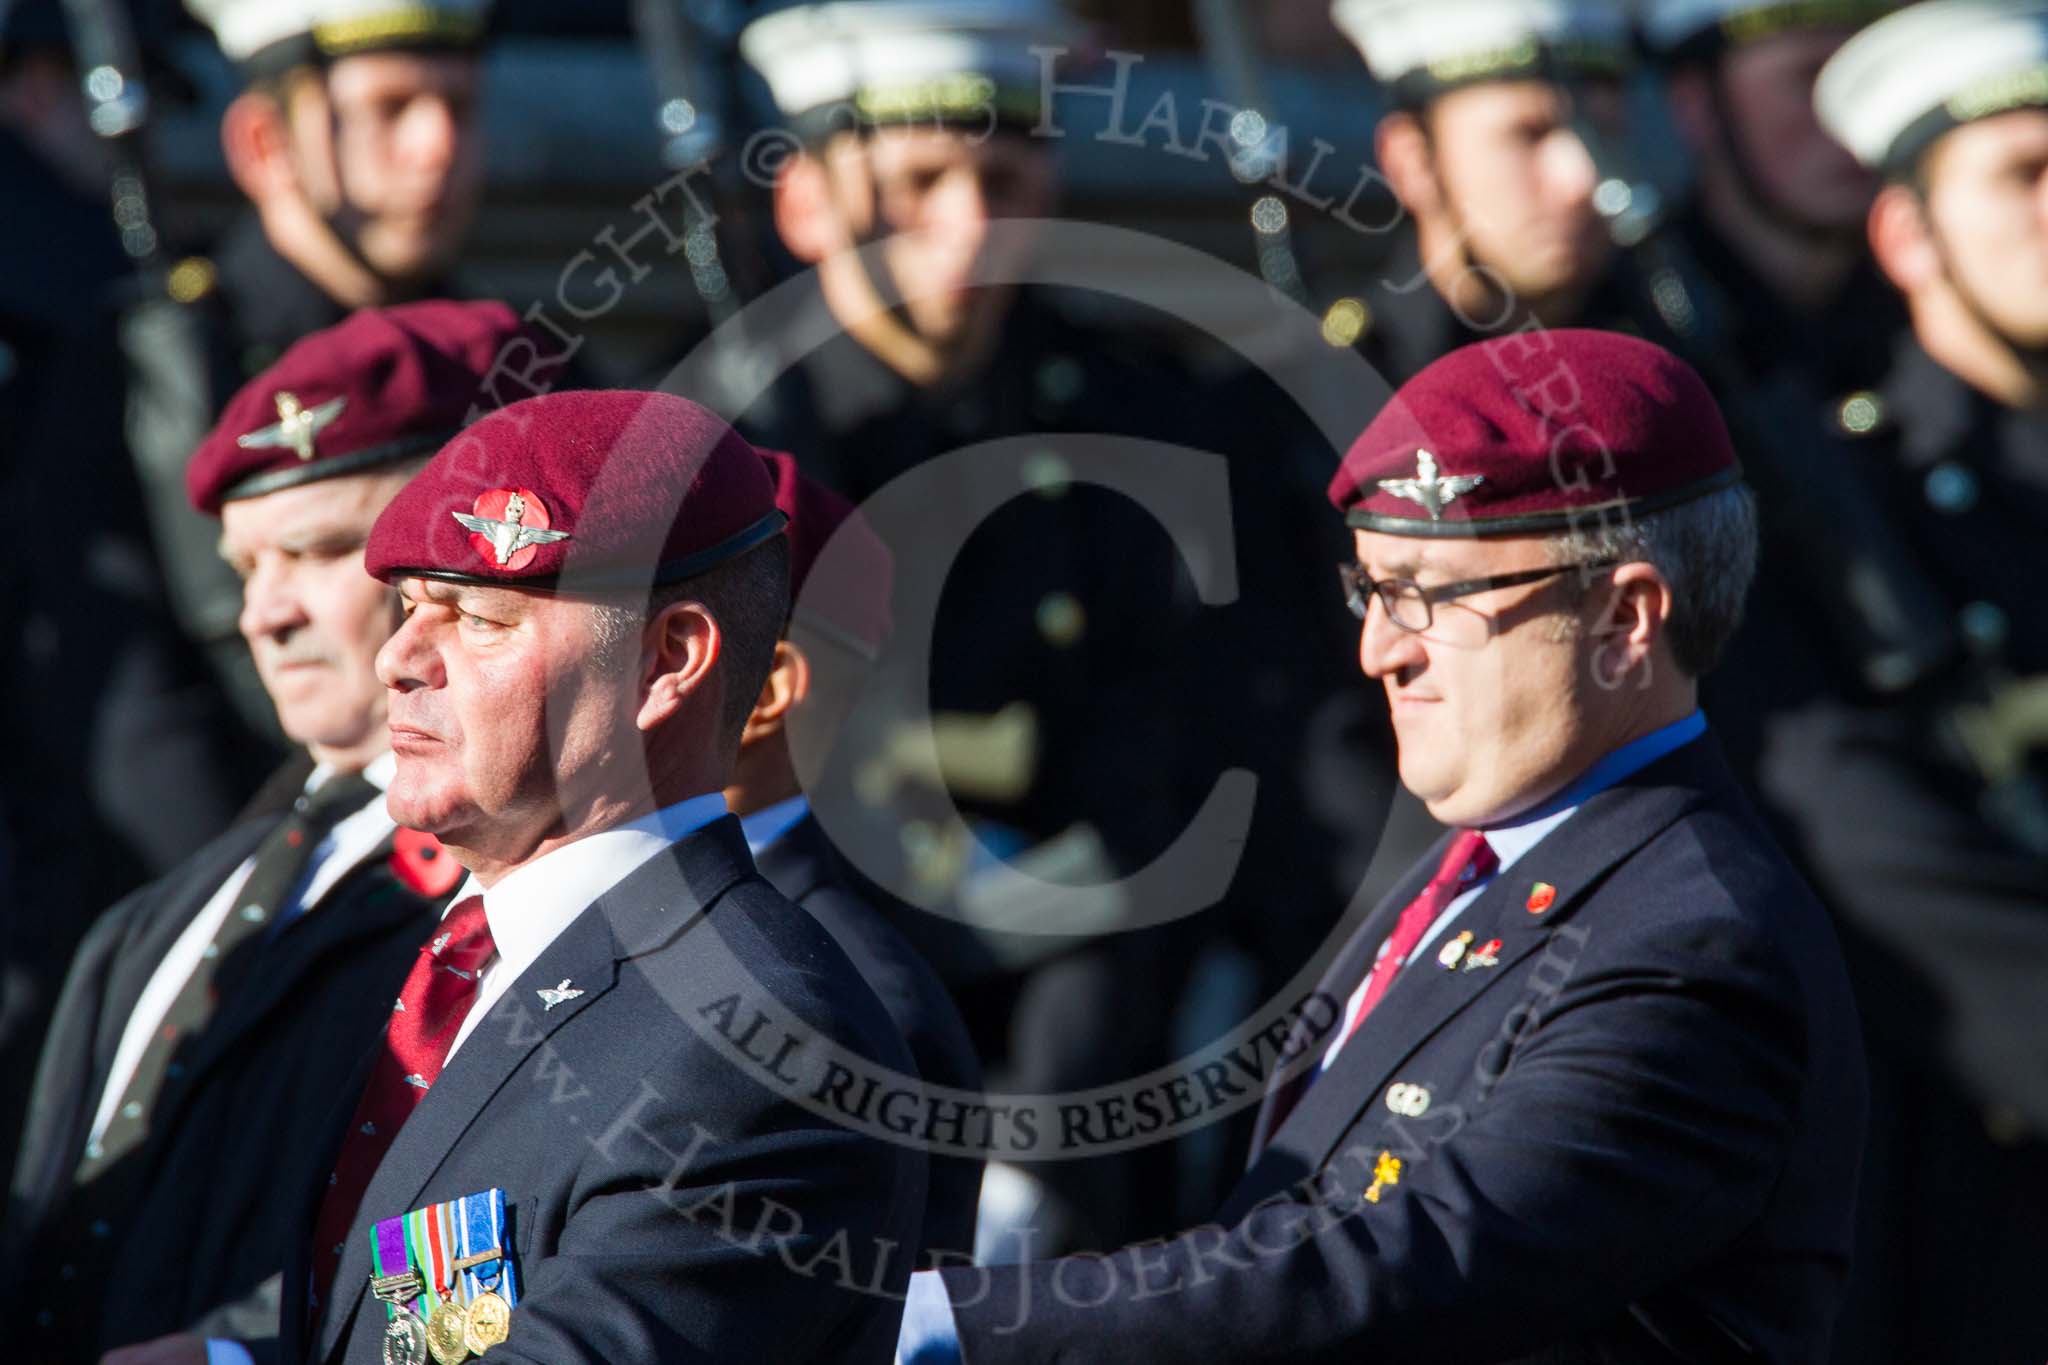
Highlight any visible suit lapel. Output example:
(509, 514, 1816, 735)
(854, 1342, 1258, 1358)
(155, 840, 429, 1142)
(313, 817, 757, 1360)
(98, 754, 318, 1064)
(94, 821, 273, 1079)
(1246, 841, 1447, 1163)
(1251, 740, 1721, 1185)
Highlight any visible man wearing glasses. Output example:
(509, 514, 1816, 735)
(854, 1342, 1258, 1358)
(898, 329, 1867, 1362)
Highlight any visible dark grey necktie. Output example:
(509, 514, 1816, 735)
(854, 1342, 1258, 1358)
(76, 769, 380, 1181)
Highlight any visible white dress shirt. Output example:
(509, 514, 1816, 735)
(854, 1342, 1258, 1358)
(90, 753, 397, 1148)
(442, 791, 731, 1061)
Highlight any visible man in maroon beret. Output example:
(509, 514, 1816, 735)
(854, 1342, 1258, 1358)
(272, 389, 923, 1363)
(730, 452, 983, 1266)
(5, 299, 538, 1365)
(897, 329, 1868, 1364)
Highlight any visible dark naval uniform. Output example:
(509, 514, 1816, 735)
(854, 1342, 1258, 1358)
(1349, 227, 1652, 387)
(1619, 202, 1912, 789)
(0, 125, 268, 1193)
(1757, 335, 2048, 1365)
(207, 213, 363, 384)
(701, 281, 1220, 1246)
(1662, 201, 1905, 401)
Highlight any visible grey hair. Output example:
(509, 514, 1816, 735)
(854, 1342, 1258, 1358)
(1545, 483, 1758, 677)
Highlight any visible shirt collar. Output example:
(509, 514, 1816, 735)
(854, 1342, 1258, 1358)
(301, 749, 397, 802)
(305, 749, 395, 796)
(1480, 804, 1575, 872)
(1478, 710, 1707, 864)
(739, 795, 811, 855)
(447, 790, 730, 976)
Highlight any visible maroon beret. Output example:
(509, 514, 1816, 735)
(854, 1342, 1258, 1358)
(364, 390, 786, 591)
(187, 299, 551, 515)
(759, 451, 893, 658)
(1328, 329, 1742, 537)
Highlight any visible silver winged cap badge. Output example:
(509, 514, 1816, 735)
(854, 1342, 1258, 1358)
(237, 390, 347, 461)
(451, 490, 572, 566)
(1376, 449, 1485, 521)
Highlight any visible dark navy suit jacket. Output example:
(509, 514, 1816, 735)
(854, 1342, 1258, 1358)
(938, 736, 1868, 1364)
(757, 813, 984, 1261)
(275, 816, 928, 1364)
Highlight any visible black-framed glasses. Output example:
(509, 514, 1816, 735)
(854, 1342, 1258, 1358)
(1337, 560, 1620, 632)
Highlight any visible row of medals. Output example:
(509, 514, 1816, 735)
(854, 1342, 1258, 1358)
(373, 1266, 510, 1365)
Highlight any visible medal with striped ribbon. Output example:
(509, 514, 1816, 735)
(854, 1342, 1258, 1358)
(404, 1198, 469, 1362)
(369, 1215, 429, 1365)
(455, 1189, 516, 1352)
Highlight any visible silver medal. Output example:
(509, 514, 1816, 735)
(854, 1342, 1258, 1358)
(382, 1306, 430, 1365)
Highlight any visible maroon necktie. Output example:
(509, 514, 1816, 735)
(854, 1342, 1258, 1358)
(308, 895, 494, 1309)
(1337, 828, 1499, 1047)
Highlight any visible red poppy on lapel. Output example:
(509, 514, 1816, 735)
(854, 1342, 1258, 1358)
(390, 828, 463, 898)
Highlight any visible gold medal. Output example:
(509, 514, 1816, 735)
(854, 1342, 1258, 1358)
(382, 1308, 430, 1365)
(463, 1289, 512, 1353)
(425, 1299, 471, 1364)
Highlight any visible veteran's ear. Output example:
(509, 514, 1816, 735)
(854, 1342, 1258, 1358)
(636, 599, 721, 733)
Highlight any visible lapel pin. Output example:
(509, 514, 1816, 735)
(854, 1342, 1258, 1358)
(537, 979, 585, 1011)
(1386, 1083, 1431, 1117)
(1462, 938, 1502, 971)
(1364, 1150, 1403, 1203)
(1437, 930, 1474, 970)
(1526, 882, 1556, 914)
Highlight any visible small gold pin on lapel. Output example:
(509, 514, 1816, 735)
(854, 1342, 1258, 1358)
(1438, 930, 1474, 970)
(1364, 1150, 1403, 1203)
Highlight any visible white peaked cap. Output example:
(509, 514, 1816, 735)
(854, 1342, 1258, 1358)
(740, 0, 1081, 119)
(1816, 0, 2048, 168)
(186, 0, 489, 67)
(1639, 0, 1894, 56)
(1331, 0, 1633, 89)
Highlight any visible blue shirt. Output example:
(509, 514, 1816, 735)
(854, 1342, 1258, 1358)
(739, 794, 812, 855)
(893, 711, 1710, 1365)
